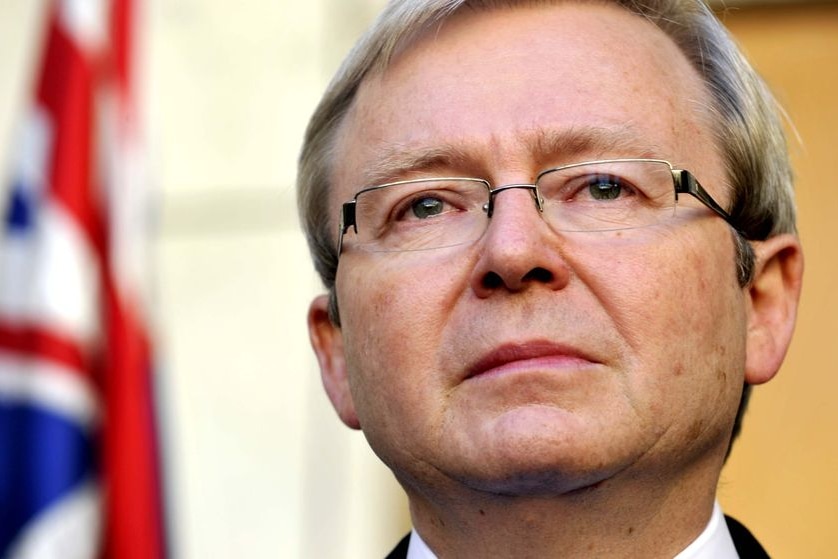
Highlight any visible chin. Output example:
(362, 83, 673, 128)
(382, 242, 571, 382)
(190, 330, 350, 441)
(456, 461, 619, 498)
(448, 434, 636, 499)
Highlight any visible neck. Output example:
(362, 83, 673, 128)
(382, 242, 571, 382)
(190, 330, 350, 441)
(403, 456, 722, 558)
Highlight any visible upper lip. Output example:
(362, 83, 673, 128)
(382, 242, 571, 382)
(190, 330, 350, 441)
(465, 340, 598, 380)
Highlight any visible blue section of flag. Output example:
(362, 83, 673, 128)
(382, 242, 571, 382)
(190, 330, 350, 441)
(0, 401, 95, 556)
(3, 181, 37, 234)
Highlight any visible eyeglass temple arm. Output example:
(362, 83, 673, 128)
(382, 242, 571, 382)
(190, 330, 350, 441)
(337, 201, 357, 256)
(341, 201, 357, 234)
(672, 169, 738, 229)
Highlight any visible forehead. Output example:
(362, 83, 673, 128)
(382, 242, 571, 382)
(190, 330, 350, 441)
(333, 2, 719, 193)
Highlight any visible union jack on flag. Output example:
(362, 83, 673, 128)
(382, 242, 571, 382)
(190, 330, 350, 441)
(0, 0, 167, 557)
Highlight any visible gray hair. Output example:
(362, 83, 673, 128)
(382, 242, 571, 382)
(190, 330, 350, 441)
(296, 0, 798, 448)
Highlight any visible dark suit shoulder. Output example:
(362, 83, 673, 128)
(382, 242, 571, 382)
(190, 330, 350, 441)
(725, 515, 770, 559)
(385, 533, 410, 559)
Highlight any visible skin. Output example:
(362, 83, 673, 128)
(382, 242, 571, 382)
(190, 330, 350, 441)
(308, 3, 803, 557)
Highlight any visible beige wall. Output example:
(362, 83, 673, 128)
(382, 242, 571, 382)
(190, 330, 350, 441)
(719, 5, 838, 557)
(0, 1, 835, 557)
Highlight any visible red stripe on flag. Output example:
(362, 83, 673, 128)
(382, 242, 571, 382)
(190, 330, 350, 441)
(100, 284, 167, 559)
(111, 0, 135, 107)
(36, 12, 107, 257)
(0, 321, 90, 375)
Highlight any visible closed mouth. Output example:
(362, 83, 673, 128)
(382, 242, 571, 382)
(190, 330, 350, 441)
(465, 340, 598, 380)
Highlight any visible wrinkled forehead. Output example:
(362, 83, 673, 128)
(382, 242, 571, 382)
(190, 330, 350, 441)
(331, 1, 719, 187)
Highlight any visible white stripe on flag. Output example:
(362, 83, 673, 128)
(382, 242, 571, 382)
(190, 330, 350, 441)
(99, 88, 155, 310)
(0, 353, 100, 428)
(0, 199, 101, 347)
(5, 479, 102, 559)
(58, 0, 107, 53)
(8, 108, 53, 203)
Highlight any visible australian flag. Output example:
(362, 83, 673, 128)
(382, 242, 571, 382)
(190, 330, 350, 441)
(0, 1, 167, 557)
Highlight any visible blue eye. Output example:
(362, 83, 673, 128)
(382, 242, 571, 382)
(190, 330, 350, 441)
(587, 175, 624, 200)
(411, 197, 445, 219)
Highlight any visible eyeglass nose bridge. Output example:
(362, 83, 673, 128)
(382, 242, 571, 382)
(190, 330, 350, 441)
(482, 183, 544, 218)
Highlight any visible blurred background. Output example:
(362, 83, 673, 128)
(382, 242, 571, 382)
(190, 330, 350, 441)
(0, 0, 835, 557)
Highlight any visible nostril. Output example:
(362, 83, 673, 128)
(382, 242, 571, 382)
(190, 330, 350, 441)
(480, 267, 555, 291)
(482, 271, 503, 290)
(522, 267, 553, 284)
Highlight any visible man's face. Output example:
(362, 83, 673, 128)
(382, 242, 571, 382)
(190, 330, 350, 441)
(319, 3, 750, 496)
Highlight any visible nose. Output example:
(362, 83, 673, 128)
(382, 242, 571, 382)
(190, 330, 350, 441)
(470, 187, 570, 297)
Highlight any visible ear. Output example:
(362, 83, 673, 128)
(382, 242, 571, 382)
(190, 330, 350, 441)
(308, 294, 361, 429)
(744, 234, 804, 385)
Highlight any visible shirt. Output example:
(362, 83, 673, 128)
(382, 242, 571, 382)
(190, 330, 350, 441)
(406, 502, 738, 559)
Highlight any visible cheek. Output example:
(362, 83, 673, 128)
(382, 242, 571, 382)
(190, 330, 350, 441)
(334, 252, 470, 426)
(574, 227, 747, 417)
(338, 247, 473, 340)
(584, 227, 741, 339)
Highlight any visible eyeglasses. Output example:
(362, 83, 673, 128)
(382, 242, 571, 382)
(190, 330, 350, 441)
(338, 158, 738, 254)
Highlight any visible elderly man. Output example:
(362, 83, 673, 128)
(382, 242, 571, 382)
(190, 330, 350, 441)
(297, 0, 803, 557)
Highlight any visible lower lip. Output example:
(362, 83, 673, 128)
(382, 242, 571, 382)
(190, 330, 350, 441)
(469, 354, 594, 380)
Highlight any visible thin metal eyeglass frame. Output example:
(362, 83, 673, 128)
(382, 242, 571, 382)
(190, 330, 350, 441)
(337, 158, 740, 255)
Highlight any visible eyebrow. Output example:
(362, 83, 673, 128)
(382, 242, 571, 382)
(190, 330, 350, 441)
(529, 125, 663, 165)
(358, 143, 476, 188)
(357, 125, 664, 188)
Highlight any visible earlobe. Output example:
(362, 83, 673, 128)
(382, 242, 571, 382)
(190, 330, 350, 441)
(308, 294, 361, 429)
(744, 234, 804, 385)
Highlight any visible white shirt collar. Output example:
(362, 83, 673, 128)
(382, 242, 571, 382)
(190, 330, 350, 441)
(406, 502, 738, 559)
(405, 527, 435, 559)
(673, 502, 739, 559)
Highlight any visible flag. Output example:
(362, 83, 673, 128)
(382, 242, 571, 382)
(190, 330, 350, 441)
(0, 0, 167, 557)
